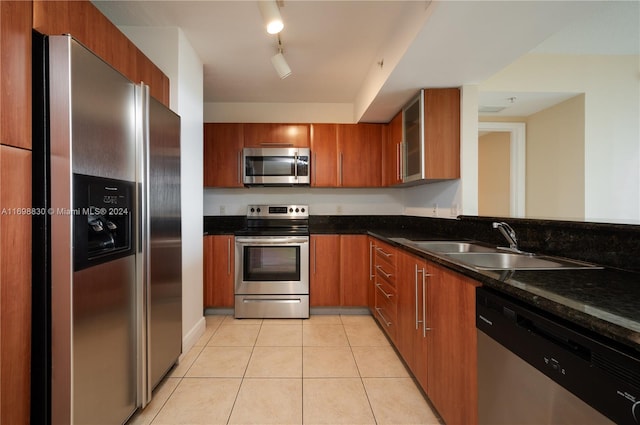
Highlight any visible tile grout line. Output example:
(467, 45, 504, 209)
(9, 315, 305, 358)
(225, 318, 263, 424)
(148, 316, 224, 425)
(344, 319, 380, 425)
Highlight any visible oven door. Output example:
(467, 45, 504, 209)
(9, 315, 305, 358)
(235, 236, 309, 295)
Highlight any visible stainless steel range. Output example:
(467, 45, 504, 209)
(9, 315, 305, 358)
(234, 205, 310, 319)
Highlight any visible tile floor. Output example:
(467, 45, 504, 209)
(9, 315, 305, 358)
(128, 314, 441, 425)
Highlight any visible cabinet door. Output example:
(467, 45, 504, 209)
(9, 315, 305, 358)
(203, 123, 244, 187)
(203, 235, 235, 308)
(383, 111, 403, 186)
(339, 235, 369, 306)
(427, 264, 479, 425)
(32, 0, 170, 107)
(310, 235, 341, 306)
(0, 0, 31, 149)
(310, 124, 338, 187)
(367, 238, 376, 312)
(423, 88, 460, 179)
(337, 123, 382, 187)
(0, 145, 32, 424)
(396, 250, 429, 390)
(243, 123, 310, 148)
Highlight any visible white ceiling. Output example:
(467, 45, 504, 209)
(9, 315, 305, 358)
(93, 0, 639, 122)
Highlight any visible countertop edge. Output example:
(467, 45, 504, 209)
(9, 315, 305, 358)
(368, 231, 640, 355)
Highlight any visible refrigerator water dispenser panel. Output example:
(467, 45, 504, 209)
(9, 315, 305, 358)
(73, 173, 135, 270)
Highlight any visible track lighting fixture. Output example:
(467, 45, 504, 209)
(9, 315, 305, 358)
(258, 0, 284, 34)
(271, 34, 291, 79)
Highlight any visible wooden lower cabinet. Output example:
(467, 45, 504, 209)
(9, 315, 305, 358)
(309, 234, 369, 307)
(376, 238, 479, 425)
(310, 235, 340, 306)
(427, 264, 479, 425)
(203, 235, 235, 308)
(372, 240, 398, 341)
(396, 250, 429, 390)
(340, 235, 369, 306)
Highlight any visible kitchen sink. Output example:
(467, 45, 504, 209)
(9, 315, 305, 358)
(443, 252, 602, 270)
(390, 238, 497, 253)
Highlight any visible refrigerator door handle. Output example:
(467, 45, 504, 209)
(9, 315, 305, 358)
(135, 82, 153, 408)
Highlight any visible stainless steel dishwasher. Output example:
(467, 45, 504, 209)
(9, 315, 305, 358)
(476, 287, 640, 425)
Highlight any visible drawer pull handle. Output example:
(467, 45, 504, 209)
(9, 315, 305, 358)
(375, 307, 392, 327)
(375, 247, 393, 258)
(375, 265, 392, 279)
(376, 283, 393, 300)
(376, 283, 393, 301)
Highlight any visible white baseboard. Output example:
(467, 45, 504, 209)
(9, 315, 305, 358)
(180, 316, 206, 362)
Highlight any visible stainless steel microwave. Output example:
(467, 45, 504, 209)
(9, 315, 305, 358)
(242, 147, 310, 185)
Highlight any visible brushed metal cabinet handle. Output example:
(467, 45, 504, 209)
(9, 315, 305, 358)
(375, 265, 392, 279)
(375, 307, 392, 327)
(375, 283, 393, 300)
(375, 247, 393, 258)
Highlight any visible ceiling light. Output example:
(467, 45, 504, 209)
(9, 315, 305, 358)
(271, 34, 291, 79)
(271, 51, 291, 79)
(258, 0, 284, 34)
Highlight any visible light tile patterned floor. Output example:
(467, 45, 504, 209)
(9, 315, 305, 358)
(128, 314, 441, 425)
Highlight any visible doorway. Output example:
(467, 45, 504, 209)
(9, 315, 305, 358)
(477, 122, 526, 217)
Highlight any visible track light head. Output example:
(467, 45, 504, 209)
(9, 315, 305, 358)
(271, 51, 292, 79)
(258, 1, 284, 34)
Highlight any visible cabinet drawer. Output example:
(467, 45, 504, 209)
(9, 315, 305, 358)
(374, 241, 397, 270)
(374, 280, 397, 341)
(375, 261, 396, 287)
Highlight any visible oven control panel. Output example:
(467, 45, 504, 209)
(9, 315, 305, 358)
(247, 204, 309, 219)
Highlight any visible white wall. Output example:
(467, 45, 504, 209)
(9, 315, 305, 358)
(119, 26, 205, 354)
(204, 102, 354, 123)
(204, 187, 404, 216)
(480, 54, 640, 222)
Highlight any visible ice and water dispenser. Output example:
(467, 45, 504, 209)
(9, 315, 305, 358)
(73, 174, 135, 271)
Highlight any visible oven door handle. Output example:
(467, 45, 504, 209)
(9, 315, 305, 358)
(235, 237, 309, 245)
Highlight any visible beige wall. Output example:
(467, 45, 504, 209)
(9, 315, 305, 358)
(480, 53, 639, 222)
(526, 94, 585, 219)
(478, 132, 511, 216)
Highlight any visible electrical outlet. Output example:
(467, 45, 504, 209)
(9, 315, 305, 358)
(337, 205, 343, 214)
(451, 203, 459, 217)
(220, 205, 226, 215)
(432, 203, 438, 216)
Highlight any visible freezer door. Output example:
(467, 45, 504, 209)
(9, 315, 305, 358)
(137, 84, 182, 404)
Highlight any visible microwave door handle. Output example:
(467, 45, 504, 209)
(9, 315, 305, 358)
(294, 152, 298, 180)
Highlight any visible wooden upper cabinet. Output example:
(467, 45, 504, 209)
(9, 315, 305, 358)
(203, 123, 244, 188)
(1, 1, 32, 150)
(383, 111, 403, 186)
(32, 0, 170, 107)
(423, 88, 460, 179)
(337, 123, 383, 187)
(243, 123, 310, 148)
(310, 124, 338, 187)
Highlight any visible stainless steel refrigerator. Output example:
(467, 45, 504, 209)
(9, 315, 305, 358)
(32, 34, 182, 424)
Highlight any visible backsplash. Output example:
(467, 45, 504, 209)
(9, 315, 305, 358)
(203, 213, 640, 272)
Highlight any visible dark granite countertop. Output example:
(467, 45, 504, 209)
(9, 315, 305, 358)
(369, 230, 640, 356)
(203, 214, 640, 355)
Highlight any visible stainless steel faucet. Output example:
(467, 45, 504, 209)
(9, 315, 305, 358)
(492, 222, 523, 253)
